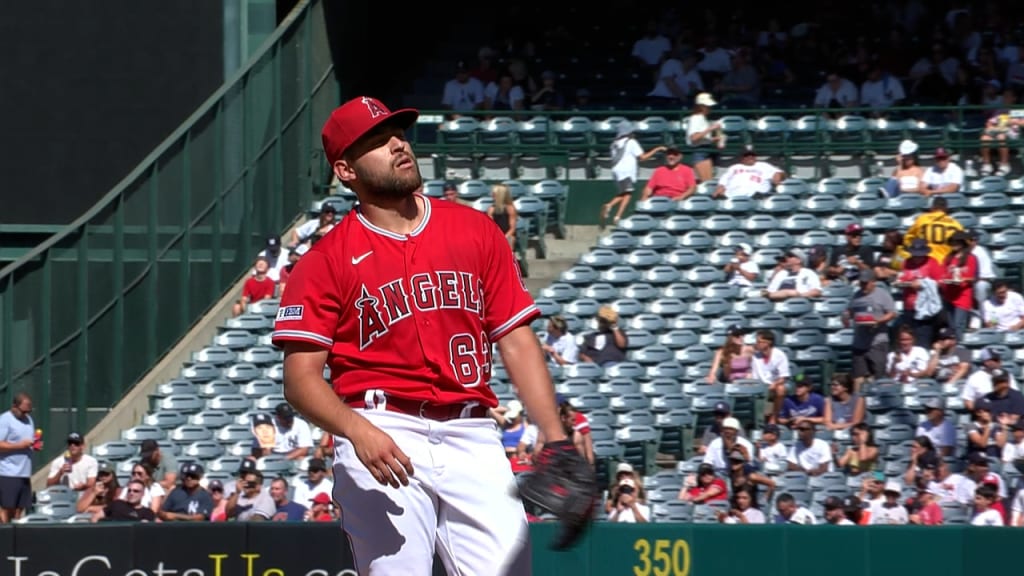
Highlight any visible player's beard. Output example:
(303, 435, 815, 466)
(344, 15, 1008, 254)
(355, 159, 422, 200)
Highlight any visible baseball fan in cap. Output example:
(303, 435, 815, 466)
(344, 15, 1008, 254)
(600, 121, 666, 227)
(251, 403, 314, 461)
(822, 496, 855, 525)
(826, 221, 874, 283)
(639, 142, 696, 202)
(292, 199, 339, 247)
(271, 94, 594, 570)
(689, 92, 725, 182)
(45, 431, 98, 492)
(763, 247, 823, 301)
(156, 462, 215, 522)
(713, 145, 786, 199)
(678, 462, 727, 504)
(725, 242, 759, 287)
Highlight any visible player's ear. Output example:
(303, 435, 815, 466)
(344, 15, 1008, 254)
(333, 159, 357, 184)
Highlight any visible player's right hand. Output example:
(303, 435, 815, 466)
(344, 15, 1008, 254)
(350, 419, 414, 488)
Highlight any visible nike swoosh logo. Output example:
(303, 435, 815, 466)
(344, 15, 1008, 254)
(351, 251, 373, 265)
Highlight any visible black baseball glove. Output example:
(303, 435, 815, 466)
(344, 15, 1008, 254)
(517, 440, 598, 550)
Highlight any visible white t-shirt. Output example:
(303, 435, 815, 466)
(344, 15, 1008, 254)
(860, 76, 906, 109)
(775, 507, 816, 524)
(1011, 488, 1024, 525)
(46, 454, 98, 488)
(1002, 440, 1024, 464)
(610, 138, 644, 182)
(686, 114, 712, 147)
(718, 162, 783, 197)
(982, 291, 1024, 331)
(885, 346, 930, 382)
(786, 438, 835, 473)
(609, 503, 651, 523)
(971, 508, 1004, 526)
(723, 508, 766, 524)
(961, 369, 1020, 402)
(292, 476, 333, 507)
(759, 442, 789, 469)
(483, 82, 525, 110)
(751, 348, 791, 386)
(728, 260, 761, 286)
(702, 436, 756, 473)
(973, 246, 996, 280)
(632, 35, 672, 67)
(922, 163, 964, 191)
(766, 267, 821, 295)
(869, 502, 909, 525)
(546, 332, 579, 364)
(916, 419, 957, 452)
(519, 424, 539, 450)
(295, 219, 334, 243)
(441, 78, 484, 112)
(813, 79, 858, 108)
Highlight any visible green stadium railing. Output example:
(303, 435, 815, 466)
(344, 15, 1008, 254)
(0, 0, 336, 464)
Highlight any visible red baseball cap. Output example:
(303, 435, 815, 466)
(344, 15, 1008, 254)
(321, 96, 419, 166)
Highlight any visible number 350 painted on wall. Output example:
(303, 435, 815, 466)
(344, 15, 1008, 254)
(633, 538, 691, 576)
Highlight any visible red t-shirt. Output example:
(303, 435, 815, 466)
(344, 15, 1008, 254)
(897, 257, 944, 311)
(573, 412, 591, 435)
(272, 196, 538, 407)
(940, 252, 978, 311)
(686, 478, 727, 502)
(243, 276, 277, 302)
(646, 164, 696, 199)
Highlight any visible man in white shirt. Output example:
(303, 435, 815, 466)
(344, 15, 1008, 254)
(763, 249, 822, 301)
(860, 65, 906, 111)
(45, 433, 98, 492)
(440, 62, 484, 114)
(967, 230, 997, 309)
(750, 330, 792, 423)
(712, 146, 785, 199)
(982, 280, 1024, 332)
(823, 496, 857, 525)
(724, 243, 760, 286)
(961, 348, 1019, 410)
(915, 397, 957, 457)
(251, 403, 314, 461)
(702, 417, 756, 473)
(1002, 421, 1024, 464)
(813, 73, 859, 110)
(786, 423, 834, 476)
(291, 204, 337, 247)
(921, 148, 964, 195)
(257, 236, 292, 283)
(774, 493, 816, 524)
(541, 316, 579, 366)
(291, 457, 334, 506)
(869, 481, 909, 525)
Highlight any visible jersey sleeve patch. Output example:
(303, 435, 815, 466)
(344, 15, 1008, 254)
(276, 305, 304, 321)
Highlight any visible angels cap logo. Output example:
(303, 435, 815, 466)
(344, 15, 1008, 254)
(361, 97, 388, 119)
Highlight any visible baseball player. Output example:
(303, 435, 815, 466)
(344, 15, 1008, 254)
(272, 96, 592, 576)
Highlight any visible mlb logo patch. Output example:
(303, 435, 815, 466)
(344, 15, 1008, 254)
(276, 305, 304, 321)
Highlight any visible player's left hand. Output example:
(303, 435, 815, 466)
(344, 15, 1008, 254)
(348, 417, 414, 488)
(516, 440, 597, 550)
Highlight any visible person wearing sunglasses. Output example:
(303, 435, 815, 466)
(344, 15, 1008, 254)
(158, 463, 214, 522)
(94, 479, 155, 523)
(120, 462, 165, 514)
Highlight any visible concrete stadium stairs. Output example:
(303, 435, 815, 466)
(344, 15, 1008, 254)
(524, 225, 600, 297)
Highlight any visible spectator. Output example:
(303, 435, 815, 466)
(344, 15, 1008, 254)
(725, 448, 775, 504)
(893, 238, 945, 346)
(724, 243, 760, 287)
(158, 462, 213, 522)
(966, 229, 996, 309)
(837, 423, 880, 476)
(981, 370, 1024, 426)
(860, 63, 906, 113)
(920, 327, 971, 385)
(233, 257, 277, 317)
(822, 496, 856, 525)
(138, 439, 178, 492)
(702, 417, 756, 474)
(858, 471, 887, 511)
(712, 146, 785, 199)
(749, 330, 792, 423)
(0, 393, 36, 524)
(685, 92, 725, 182)
(440, 61, 484, 115)
(678, 463, 727, 503)
(921, 148, 965, 195)
(778, 377, 826, 429)
(600, 122, 664, 227)
(647, 48, 704, 107)
(606, 467, 650, 523)
(76, 461, 119, 516)
(1001, 421, 1024, 465)
(639, 147, 697, 201)
(441, 182, 472, 207)
(227, 470, 275, 521)
(971, 484, 1004, 526)
(786, 423, 834, 476)
(251, 403, 314, 461)
(95, 479, 155, 523)
(874, 230, 910, 282)
(904, 196, 964, 264)
(979, 89, 1023, 176)
(773, 493, 816, 524)
(755, 424, 789, 470)
(813, 71, 859, 111)
(966, 397, 1007, 460)
(486, 184, 518, 248)
(257, 236, 290, 282)
(882, 141, 926, 197)
(823, 373, 865, 431)
(277, 244, 308, 292)
(123, 462, 165, 514)
(696, 401, 744, 455)
(291, 204, 337, 247)
(291, 457, 333, 507)
(579, 306, 628, 367)
(844, 268, 897, 385)
(715, 48, 760, 107)
(763, 249, 823, 301)
(717, 485, 766, 524)
(706, 324, 754, 384)
(829, 224, 876, 283)
(869, 481, 909, 525)
(940, 231, 978, 341)
(541, 316, 578, 366)
(982, 280, 1024, 331)
(494, 400, 528, 459)
(208, 480, 228, 522)
(529, 70, 566, 111)
(483, 71, 526, 112)
(961, 349, 1019, 411)
(915, 397, 957, 457)
(45, 432, 97, 492)
(886, 325, 930, 383)
(270, 477, 307, 522)
(907, 489, 943, 526)
(306, 492, 335, 522)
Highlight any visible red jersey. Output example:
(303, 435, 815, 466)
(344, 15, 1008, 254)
(243, 276, 277, 302)
(940, 252, 978, 311)
(646, 164, 696, 199)
(896, 257, 944, 311)
(271, 195, 538, 408)
(573, 412, 591, 435)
